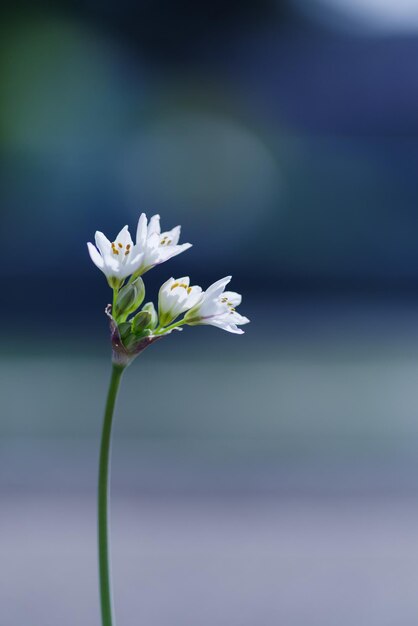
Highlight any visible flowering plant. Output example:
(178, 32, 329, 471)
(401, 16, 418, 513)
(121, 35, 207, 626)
(88, 212, 249, 626)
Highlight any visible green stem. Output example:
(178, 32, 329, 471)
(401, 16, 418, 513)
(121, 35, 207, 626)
(154, 319, 186, 335)
(112, 288, 118, 318)
(98, 364, 124, 626)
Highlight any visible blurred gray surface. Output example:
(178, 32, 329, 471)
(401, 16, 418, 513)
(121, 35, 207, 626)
(2, 493, 418, 626)
(3, 315, 418, 625)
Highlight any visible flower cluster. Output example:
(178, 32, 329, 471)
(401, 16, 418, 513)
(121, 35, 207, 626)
(88, 213, 249, 365)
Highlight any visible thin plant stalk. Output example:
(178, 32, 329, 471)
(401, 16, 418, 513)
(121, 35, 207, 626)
(98, 364, 124, 626)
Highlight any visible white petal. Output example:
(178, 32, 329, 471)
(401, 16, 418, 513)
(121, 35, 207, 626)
(136, 213, 148, 247)
(205, 276, 231, 299)
(182, 286, 202, 311)
(188, 285, 202, 300)
(125, 251, 145, 274)
(145, 232, 160, 250)
(159, 276, 174, 292)
(114, 225, 133, 247)
(162, 277, 176, 290)
(114, 266, 129, 279)
(143, 243, 160, 265)
(155, 243, 192, 264)
(196, 297, 226, 319)
(207, 318, 245, 334)
(87, 242, 104, 270)
(103, 254, 120, 272)
(229, 312, 250, 325)
(148, 214, 161, 237)
(159, 278, 175, 307)
(95, 231, 112, 257)
(161, 225, 181, 245)
(223, 291, 242, 307)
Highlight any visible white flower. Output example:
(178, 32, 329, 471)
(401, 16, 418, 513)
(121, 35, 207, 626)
(88, 213, 192, 283)
(87, 225, 144, 283)
(135, 213, 192, 275)
(184, 276, 249, 334)
(158, 277, 202, 326)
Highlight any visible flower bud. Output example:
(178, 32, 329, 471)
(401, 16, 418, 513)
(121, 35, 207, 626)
(124, 328, 152, 350)
(139, 302, 158, 330)
(131, 311, 152, 335)
(114, 277, 145, 320)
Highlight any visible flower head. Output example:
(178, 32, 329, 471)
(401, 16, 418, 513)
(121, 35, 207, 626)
(87, 225, 144, 285)
(135, 213, 192, 275)
(89, 212, 248, 365)
(88, 213, 192, 285)
(158, 276, 202, 326)
(184, 276, 249, 334)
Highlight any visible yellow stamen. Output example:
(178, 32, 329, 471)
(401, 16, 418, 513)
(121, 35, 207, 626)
(118, 242, 123, 249)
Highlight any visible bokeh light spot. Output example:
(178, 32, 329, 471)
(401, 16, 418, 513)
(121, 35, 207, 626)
(121, 111, 281, 252)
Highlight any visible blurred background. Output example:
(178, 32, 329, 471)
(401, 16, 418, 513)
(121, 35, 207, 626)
(2, 0, 418, 624)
